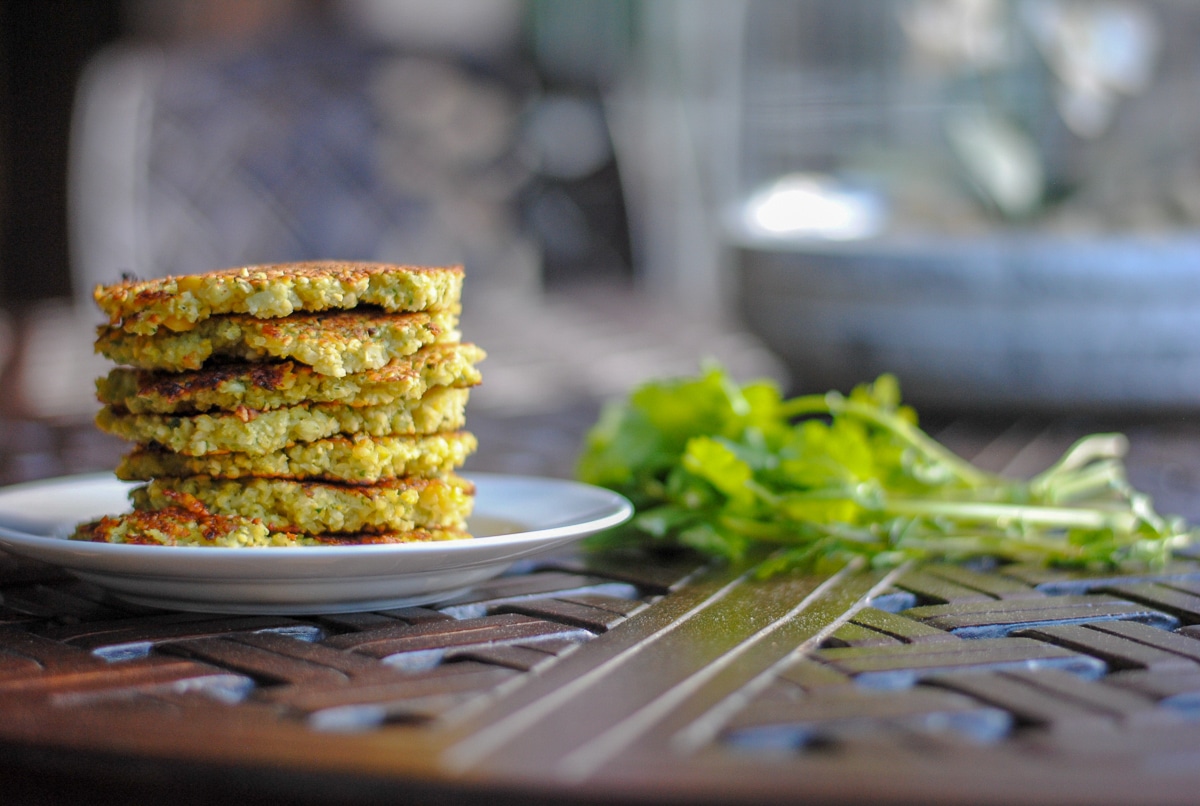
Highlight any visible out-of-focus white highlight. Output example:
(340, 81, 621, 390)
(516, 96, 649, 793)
(740, 173, 885, 241)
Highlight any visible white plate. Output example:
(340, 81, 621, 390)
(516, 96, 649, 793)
(0, 472, 633, 614)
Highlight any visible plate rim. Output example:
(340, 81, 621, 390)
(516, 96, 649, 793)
(0, 471, 634, 613)
(0, 470, 633, 558)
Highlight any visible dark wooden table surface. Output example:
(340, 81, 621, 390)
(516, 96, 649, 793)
(6, 404, 1200, 805)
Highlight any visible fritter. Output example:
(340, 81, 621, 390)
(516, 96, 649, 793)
(94, 261, 464, 335)
(72, 505, 469, 547)
(96, 386, 470, 456)
(116, 431, 477, 484)
(95, 309, 460, 376)
(130, 474, 475, 534)
(97, 342, 485, 414)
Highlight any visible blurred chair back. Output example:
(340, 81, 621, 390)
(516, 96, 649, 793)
(69, 31, 538, 311)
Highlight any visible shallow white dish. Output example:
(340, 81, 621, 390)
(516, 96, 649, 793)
(0, 472, 633, 615)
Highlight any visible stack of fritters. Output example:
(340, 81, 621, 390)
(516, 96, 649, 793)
(72, 262, 485, 547)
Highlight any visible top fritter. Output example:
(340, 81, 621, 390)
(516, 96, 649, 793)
(94, 261, 465, 335)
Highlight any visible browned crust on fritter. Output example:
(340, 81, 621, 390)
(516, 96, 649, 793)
(72, 505, 264, 546)
(249, 309, 449, 342)
(141, 342, 483, 400)
(72, 504, 469, 546)
(96, 342, 485, 414)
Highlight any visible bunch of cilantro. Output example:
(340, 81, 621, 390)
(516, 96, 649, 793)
(577, 366, 1195, 573)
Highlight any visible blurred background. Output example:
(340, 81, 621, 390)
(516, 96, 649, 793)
(3, 0, 1200, 485)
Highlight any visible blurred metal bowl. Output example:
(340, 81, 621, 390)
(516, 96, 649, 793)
(733, 233, 1200, 412)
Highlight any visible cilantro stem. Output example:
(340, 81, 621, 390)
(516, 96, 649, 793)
(880, 498, 1136, 532)
(1032, 433, 1129, 482)
(1034, 459, 1126, 504)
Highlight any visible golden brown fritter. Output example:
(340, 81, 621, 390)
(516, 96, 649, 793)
(94, 261, 464, 335)
(96, 386, 470, 456)
(71, 503, 470, 547)
(116, 431, 477, 484)
(97, 342, 485, 414)
(81, 261, 484, 550)
(131, 473, 475, 534)
(95, 309, 460, 376)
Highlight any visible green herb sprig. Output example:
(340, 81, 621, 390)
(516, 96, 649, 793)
(577, 366, 1195, 573)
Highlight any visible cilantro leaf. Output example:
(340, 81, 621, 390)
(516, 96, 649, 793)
(577, 367, 1195, 572)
